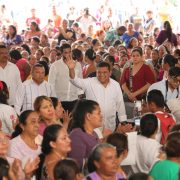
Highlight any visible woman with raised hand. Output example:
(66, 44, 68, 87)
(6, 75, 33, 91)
(36, 124, 71, 180)
(34, 96, 71, 135)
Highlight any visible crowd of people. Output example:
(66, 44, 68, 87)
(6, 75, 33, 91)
(0, 2, 180, 180)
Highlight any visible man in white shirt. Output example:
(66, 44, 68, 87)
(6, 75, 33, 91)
(148, 67, 180, 102)
(14, 63, 56, 115)
(48, 43, 83, 101)
(65, 59, 127, 132)
(0, 45, 22, 106)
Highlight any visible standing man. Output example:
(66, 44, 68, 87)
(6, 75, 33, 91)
(0, 45, 22, 106)
(14, 63, 56, 115)
(65, 59, 127, 132)
(48, 43, 83, 102)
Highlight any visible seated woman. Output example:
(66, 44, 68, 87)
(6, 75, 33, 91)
(106, 133, 128, 179)
(0, 81, 17, 136)
(24, 22, 41, 43)
(36, 124, 71, 180)
(86, 143, 124, 179)
(149, 131, 180, 180)
(8, 110, 41, 162)
(132, 113, 162, 174)
(120, 47, 155, 118)
(54, 158, 83, 180)
(34, 96, 71, 135)
(0, 130, 39, 179)
(68, 99, 102, 169)
(2, 25, 22, 47)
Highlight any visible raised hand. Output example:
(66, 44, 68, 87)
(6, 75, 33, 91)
(24, 157, 40, 176)
(9, 159, 22, 180)
(63, 110, 72, 130)
(64, 55, 76, 70)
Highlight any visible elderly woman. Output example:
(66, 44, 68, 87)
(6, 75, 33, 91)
(86, 143, 124, 179)
(0, 130, 39, 180)
(36, 124, 71, 180)
(8, 110, 41, 162)
(68, 99, 102, 169)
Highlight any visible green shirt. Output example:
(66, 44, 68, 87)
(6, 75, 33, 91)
(149, 160, 180, 180)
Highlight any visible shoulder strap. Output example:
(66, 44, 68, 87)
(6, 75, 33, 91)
(129, 62, 133, 92)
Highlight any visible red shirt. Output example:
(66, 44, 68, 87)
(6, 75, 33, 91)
(121, 64, 155, 99)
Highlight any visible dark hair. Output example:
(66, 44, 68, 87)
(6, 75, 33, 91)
(0, 81, 9, 105)
(39, 60, 49, 76)
(96, 61, 111, 71)
(128, 37, 137, 49)
(60, 43, 71, 53)
(144, 44, 153, 50)
(131, 47, 143, 56)
(40, 56, 49, 64)
(85, 48, 96, 61)
(113, 40, 122, 47)
(106, 133, 128, 157)
(31, 21, 40, 31)
(152, 48, 159, 54)
(140, 113, 158, 138)
(41, 124, 63, 155)
(169, 124, 180, 133)
(0, 45, 6, 49)
(7, 25, 17, 39)
(129, 172, 149, 180)
(11, 110, 34, 138)
(54, 159, 80, 180)
(163, 54, 177, 67)
(21, 44, 31, 55)
(147, 90, 165, 108)
(164, 21, 172, 42)
(165, 132, 180, 158)
(91, 39, 99, 46)
(72, 48, 83, 60)
(70, 99, 99, 131)
(105, 55, 115, 66)
(32, 36, 40, 44)
(9, 49, 22, 61)
(0, 158, 9, 179)
(32, 63, 45, 72)
(174, 49, 180, 57)
(50, 97, 59, 109)
(36, 49, 44, 56)
(168, 67, 180, 78)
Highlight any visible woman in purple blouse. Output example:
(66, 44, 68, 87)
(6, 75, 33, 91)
(156, 21, 177, 47)
(68, 99, 102, 169)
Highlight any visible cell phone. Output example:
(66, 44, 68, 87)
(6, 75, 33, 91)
(134, 118, 140, 126)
